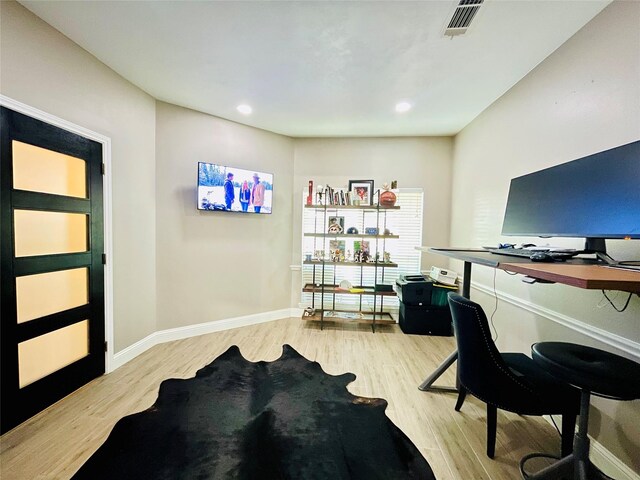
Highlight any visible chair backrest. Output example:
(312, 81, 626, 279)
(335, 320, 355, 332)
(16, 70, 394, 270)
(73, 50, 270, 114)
(447, 292, 508, 392)
(447, 292, 517, 398)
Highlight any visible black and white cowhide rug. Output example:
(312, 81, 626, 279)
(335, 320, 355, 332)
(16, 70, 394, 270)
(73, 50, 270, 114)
(73, 344, 436, 479)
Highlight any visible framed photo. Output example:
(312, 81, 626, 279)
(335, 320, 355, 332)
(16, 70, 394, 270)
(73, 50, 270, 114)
(327, 216, 345, 234)
(348, 180, 374, 206)
(353, 240, 370, 253)
(329, 240, 346, 261)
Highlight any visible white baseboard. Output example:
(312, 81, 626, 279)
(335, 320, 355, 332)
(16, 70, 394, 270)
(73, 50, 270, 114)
(590, 438, 640, 480)
(111, 308, 301, 371)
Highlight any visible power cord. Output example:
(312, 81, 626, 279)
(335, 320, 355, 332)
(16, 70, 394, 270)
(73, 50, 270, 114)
(519, 416, 562, 479)
(488, 269, 519, 342)
(519, 452, 561, 479)
(598, 290, 633, 312)
(489, 268, 499, 342)
(549, 415, 561, 437)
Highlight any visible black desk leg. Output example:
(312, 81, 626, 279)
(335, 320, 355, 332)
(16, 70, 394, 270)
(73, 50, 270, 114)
(418, 350, 458, 392)
(462, 261, 471, 298)
(418, 261, 471, 393)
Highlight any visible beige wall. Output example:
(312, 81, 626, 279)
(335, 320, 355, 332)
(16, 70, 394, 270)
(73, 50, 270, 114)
(1, 1, 157, 352)
(451, 1, 640, 471)
(155, 102, 295, 329)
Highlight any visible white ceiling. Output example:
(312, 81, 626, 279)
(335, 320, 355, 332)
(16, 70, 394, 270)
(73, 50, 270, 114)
(20, 0, 611, 138)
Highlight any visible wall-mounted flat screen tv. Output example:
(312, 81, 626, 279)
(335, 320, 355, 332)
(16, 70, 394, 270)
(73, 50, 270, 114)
(197, 162, 273, 214)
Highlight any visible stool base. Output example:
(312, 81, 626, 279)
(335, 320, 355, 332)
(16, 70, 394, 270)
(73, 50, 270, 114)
(520, 452, 614, 480)
(520, 390, 615, 480)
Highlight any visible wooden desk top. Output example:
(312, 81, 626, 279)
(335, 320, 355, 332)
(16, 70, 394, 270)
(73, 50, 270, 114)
(500, 263, 640, 292)
(422, 247, 640, 293)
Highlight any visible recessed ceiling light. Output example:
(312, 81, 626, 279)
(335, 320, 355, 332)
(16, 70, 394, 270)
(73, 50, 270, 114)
(237, 104, 252, 115)
(395, 102, 412, 113)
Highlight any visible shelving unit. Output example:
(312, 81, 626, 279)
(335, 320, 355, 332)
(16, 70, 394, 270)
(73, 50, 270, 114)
(301, 196, 400, 332)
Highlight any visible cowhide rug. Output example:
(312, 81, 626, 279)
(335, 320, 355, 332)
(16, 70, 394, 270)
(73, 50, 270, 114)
(73, 344, 436, 479)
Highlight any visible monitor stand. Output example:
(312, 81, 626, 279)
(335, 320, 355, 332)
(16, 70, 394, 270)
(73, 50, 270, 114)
(609, 262, 640, 272)
(582, 238, 640, 270)
(582, 238, 617, 265)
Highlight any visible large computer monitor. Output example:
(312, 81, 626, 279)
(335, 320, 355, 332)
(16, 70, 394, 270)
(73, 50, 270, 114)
(501, 140, 640, 262)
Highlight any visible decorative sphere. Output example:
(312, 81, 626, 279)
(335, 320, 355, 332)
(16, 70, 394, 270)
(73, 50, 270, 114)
(380, 190, 397, 207)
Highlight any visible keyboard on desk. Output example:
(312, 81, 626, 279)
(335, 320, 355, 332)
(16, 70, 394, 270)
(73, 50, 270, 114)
(486, 247, 578, 259)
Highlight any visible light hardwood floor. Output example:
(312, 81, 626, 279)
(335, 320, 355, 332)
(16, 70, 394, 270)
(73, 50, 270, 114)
(0, 317, 562, 479)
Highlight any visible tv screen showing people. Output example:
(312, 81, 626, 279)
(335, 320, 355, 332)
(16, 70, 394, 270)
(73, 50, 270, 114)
(197, 162, 273, 214)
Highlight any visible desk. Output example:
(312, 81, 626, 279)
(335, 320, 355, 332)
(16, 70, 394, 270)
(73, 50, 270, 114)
(417, 247, 640, 393)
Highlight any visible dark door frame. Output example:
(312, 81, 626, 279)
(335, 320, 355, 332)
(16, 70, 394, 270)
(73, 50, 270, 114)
(0, 96, 114, 372)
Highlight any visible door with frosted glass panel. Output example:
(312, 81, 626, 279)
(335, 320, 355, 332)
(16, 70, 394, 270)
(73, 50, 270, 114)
(1, 107, 105, 433)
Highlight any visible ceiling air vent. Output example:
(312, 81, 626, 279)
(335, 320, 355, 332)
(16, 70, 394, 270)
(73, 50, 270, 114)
(444, 0, 484, 37)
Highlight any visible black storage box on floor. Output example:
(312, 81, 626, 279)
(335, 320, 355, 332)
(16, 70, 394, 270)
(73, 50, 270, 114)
(395, 275, 435, 305)
(399, 303, 453, 336)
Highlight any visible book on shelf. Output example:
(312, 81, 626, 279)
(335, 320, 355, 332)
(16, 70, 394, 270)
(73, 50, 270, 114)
(316, 187, 354, 206)
(325, 185, 333, 205)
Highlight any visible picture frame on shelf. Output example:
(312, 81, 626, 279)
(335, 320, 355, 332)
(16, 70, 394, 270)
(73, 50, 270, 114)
(327, 216, 345, 234)
(348, 179, 374, 206)
(353, 240, 370, 254)
(329, 240, 346, 262)
(353, 240, 370, 263)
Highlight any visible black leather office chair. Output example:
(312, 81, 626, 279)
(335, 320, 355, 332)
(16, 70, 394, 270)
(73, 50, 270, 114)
(447, 292, 580, 458)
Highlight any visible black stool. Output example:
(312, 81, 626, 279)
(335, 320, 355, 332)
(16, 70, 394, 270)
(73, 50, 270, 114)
(520, 342, 640, 480)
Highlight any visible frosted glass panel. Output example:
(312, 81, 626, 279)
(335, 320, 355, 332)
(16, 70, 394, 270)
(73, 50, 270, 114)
(18, 320, 89, 388)
(16, 268, 88, 323)
(12, 141, 86, 198)
(14, 210, 87, 257)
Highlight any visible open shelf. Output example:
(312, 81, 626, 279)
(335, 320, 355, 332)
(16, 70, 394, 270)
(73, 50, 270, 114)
(302, 283, 397, 296)
(303, 260, 398, 267)
(304, 233, 400, 239)
(302, 309, 396, 325)
(304, 205, 400, 211)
